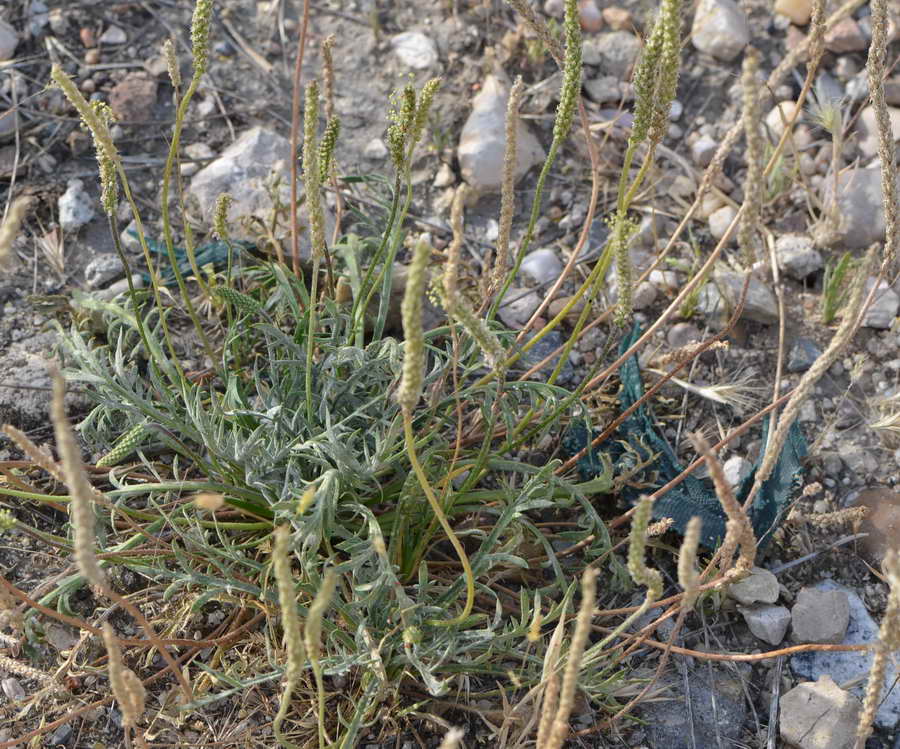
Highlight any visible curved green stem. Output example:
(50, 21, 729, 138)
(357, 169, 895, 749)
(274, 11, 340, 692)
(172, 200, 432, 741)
(403, 413, 474, 627)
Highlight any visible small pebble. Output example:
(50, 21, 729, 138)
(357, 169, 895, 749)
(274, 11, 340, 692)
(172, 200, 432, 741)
(708, 205, 737, 242)
(602, 6, 632, 30)
(579, 0, 604, 32)
(80, 27, 96, 48)
(99, 25, 127, 45)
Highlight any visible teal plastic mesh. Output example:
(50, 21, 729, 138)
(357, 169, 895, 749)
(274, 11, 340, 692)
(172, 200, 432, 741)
(134, 231, 255, 288)
(564, 327, 807, 549)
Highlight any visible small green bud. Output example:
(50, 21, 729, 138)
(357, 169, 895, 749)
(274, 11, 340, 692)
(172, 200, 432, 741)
(97, 422, 150, 467)
(213, 286, 263, 315)
(191, 0, 214, 79)
(318, 117, 340, 182)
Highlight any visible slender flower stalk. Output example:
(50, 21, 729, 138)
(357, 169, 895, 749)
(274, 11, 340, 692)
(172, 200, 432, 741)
(490, 0, 581, 319)
(399, 235, 475, 626)
(739, 48, 763, 266)
(272, 526, 306, 749)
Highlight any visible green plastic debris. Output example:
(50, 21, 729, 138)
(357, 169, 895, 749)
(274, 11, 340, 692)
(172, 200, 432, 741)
(565, 327, 806, 549)
(133, 231, 255, 288)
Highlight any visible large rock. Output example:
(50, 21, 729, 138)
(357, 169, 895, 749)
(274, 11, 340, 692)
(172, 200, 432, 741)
(855, 105, 900, 160)
(583, 31, 640, 79)
(780, 675, 860, 749)
(791, 580, 900, 729)
(699, 268, 778, 325)
(792, 586, 850, 643)
(775, 234, 823, 279)
(738, 603, 791, 645)
(0, 20, 17, 61)
(727, 566, 779, 605)
(822, 167, 900, 249)
(691, 0, 750, 62)
(187, 126, 330, 258)
(390, 32, 438, 69)
(458, 75, 545, 192)
(862, 277, 900, 330)
(0, 332, 91, 432)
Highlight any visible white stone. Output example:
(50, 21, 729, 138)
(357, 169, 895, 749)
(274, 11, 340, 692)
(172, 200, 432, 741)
(48, 8, 68, 34)
(722, 455, 751, 487)
(391, 32, 439, 69)
(120, 220, 141, 253)
(458, 75, 545, 192)
(691, 134, 718, 167)
(727, 566, 779, 605)
(84, 254, 124, 289)
(498, 287, 542, 329)
(650, 269, 680, 293)
(765, 101, 802, 138)
(188, 126, 331, 256)
(433, 162, 455, 188)
(708, 205, 737, 242)
(738, 604, 791, 645)
(632, 281, 657, 310)
(58, 179, 95, 232)
(583, 31, 640, 79)
(180, 142, 215, 177)
(691, 0, 750, 62)
(99, 25, 127, 45)
(364, 138, 388, 160)
(856, 105, 900, 159)
(520, 248, 563, 287)
(1, 677, 25, 702)
(862, 277, 900, 329)
(775, 234, 823, 279)
(96, 274, 145, 302)
(774, 0, 812, 25)
(0, 20, 18, 61)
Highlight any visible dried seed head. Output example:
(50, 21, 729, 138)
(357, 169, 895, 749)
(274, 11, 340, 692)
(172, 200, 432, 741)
(545, 567, 598, 749)
(397, 235, 432, 413)
(51, 369, 107, 590)
(678, 516, 702, 607)
(51, 66, 122, 220)
(321, 34, 336, 119)
(443, 186, 506, 371)
(272, 526, 305, 681)
(102, 623, 146, 728)
(302, 80, 326, 259)
(0, 195, 31, 270)
(493, 75, 523, 291)
(304, 568, 336, 665)
(627, 497, 663, 600)
(739, 48, 763, 265)
(163, 37, 181, 90)
(527, 592, 543, 643)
